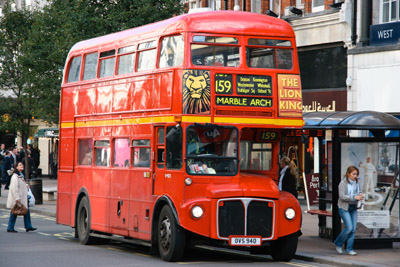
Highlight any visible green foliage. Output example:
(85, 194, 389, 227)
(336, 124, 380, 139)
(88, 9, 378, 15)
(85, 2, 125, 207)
(0, 0, 184, 139)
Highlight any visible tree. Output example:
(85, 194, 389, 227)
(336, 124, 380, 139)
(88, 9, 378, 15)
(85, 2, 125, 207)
(0, 0, 185, 177)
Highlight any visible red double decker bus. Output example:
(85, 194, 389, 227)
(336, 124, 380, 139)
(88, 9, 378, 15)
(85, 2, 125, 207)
(57, 10, 303, 262)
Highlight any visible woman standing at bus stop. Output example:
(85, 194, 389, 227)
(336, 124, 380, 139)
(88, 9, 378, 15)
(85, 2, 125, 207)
(334, 166, 364, 256)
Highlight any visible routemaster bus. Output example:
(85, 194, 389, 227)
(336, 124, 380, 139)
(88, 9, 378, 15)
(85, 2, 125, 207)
(57, 10, 303, 262)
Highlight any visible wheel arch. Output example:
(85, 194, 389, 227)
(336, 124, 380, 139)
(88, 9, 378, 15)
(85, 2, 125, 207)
(74, 187, 90, 230)
(150, 195, 180, 254)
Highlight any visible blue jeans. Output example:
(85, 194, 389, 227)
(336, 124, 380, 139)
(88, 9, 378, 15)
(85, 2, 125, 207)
(334, 205, 358, 252)
(7, 209, 33, 231)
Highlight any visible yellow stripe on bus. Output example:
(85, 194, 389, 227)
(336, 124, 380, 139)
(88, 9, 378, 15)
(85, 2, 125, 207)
(60, 116, 303, 128)
(214, 117, 304, 126)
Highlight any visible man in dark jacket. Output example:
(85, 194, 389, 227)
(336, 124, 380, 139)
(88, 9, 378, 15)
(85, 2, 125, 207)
(2, 151, 13, 190)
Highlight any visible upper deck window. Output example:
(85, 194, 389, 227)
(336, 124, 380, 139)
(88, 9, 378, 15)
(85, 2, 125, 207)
(118, 45, 135, 75)
(67, 56, 82, 83)
(159, 35, 184, 68)
(137, 40, 157, 72)
(246, 38, 292, 69)
(191, 36, 240, 67)
(83, 52, 98, 80)
(99, 49, 116, 78)
(193, 36, 238, 44)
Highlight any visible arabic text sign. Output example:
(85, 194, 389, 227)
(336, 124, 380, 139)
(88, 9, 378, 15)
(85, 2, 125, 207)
(358, 210, 390, 229)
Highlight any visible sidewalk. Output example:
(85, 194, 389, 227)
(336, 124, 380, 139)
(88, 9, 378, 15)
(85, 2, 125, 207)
(0, 178, 398, 267)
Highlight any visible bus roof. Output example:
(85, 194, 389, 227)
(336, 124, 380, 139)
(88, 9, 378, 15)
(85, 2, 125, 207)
(70, 11, 295, 52)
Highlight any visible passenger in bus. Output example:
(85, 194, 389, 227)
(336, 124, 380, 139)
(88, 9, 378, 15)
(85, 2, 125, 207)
(134, 149, 150, 167)
(278, 157, 298, 198)
(81, 152, 92, 165)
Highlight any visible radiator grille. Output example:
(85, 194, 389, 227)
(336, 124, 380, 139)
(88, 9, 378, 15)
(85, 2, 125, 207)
(218, 199, 274, 239)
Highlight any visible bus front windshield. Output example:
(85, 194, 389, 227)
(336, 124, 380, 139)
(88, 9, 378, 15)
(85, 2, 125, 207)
(186, 125, 238, 175)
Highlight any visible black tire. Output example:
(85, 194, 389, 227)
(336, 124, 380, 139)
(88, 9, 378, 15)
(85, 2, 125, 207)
(270, 232, 298, 262)
(157, 205, 186, 261)
(77, 196, 96, 245)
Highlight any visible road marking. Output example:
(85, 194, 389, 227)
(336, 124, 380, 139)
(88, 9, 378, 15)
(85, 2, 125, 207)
(134, 253, 151, 258)
(284, 261, 317, 267)
(38, 232, 51, 236)
(107, 247, 123, 252)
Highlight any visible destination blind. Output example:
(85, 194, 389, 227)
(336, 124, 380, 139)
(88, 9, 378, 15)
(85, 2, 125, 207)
(215, 73, 273, 108)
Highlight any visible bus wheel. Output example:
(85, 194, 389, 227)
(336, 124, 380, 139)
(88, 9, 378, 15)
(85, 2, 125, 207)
(157, 205, 185, 261)
(77, 196, 95, 245)
(270, 232, 298, 262)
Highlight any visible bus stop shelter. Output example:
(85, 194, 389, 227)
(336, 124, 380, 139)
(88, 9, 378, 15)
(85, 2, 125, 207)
(303, 111, 400, 248)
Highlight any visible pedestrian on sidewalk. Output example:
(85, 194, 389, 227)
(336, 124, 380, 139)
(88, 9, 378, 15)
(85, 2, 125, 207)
(334, 166, 364, 256)
(279, 157, 298, 198)
(6, 162, 37, 233)
(3, 150, 13, 190)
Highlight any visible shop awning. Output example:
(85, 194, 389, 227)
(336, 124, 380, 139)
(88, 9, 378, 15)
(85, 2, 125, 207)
(35, 128, 59, 138)
(303, 111, 400, 130)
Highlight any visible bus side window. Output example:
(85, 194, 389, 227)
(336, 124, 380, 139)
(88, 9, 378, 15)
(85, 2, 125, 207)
(166, 126, 182, 169)
(99, 49, 116, 78)
(78, 139, 93, 166)
(117, 45, 135, 75)
(113, 138, 130, 167)
(132, 139, 151, 167)
(137, 41, 157, 72)
(159, 35, 184, 68)
(95, 140, 110, 167)
(67, 56, 82, 83)
(83, 52, 98, 80)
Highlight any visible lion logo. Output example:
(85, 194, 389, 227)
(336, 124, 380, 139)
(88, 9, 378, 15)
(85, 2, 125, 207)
(183, 70, 211, 114)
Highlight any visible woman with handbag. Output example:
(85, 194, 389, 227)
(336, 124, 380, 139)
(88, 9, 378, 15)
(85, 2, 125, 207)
(334, 166, 365, 256)
(6, 162, 37, 233)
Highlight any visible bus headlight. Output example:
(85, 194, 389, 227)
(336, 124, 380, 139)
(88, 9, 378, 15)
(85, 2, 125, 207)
(285, 208, 295, 220)
(191, 205, 204, 219)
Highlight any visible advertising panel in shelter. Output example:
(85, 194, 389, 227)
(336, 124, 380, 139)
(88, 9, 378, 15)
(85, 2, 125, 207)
(341, 142, 399, 239)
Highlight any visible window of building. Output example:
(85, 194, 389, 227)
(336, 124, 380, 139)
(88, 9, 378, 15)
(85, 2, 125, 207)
(83, 52, 98, 80)
(78, 139, 93, 166)
(117, 45, 135, 75)
(159, 35, 184, 68)
(381, 0, 400, 23)
(99, 49, 116, 78)
(312, 0, 324, 12)
(67, 56, 82, 83)
(137, 41, 157, 71)
(298, 46, 347, 90)
(113, 138, 130, 167)
(133, 139, 151, 168)
(251, 0, 262, 13)
(95, 140, 110, 167)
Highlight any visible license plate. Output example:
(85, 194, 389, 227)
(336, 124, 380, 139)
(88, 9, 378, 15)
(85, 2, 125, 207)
(229, 236, 262, 246)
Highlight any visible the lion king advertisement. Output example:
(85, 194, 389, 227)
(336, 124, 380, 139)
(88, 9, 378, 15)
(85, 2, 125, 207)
(183, 70, 211, 114)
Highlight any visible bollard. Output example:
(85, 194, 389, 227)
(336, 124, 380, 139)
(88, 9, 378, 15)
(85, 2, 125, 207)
(29, 179, 43, 205)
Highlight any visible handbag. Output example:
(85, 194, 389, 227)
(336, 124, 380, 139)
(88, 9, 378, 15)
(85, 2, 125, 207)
(11, 202, 28, 216)
(28, 188, 35, 207)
